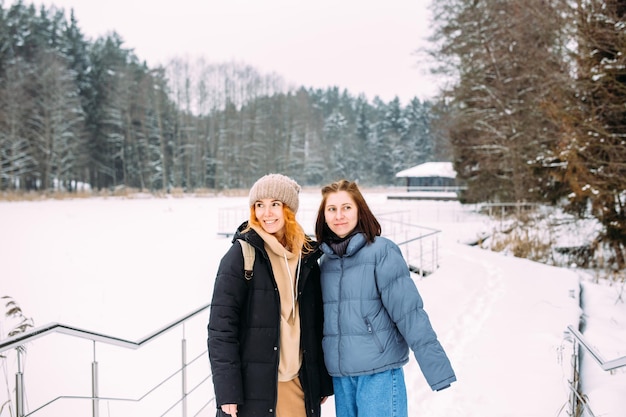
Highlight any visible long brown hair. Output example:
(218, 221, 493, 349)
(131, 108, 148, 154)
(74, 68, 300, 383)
(248, 204, 312, 254)
(315, 180, 381, 244)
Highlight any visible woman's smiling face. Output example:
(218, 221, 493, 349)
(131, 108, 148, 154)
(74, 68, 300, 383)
(254, 198, 286, 237)
(324, 191, 358, 238)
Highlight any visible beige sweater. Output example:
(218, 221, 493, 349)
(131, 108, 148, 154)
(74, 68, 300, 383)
(251, 225, 303, 382)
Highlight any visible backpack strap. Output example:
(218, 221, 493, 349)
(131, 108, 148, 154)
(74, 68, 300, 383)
(238, 239, 255, 280)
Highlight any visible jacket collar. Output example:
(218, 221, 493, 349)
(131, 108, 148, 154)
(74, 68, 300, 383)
(320, 233, 367, 258)
(233, 221, 265, 254)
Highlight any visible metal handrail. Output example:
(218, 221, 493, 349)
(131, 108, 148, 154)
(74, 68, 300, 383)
(563, 324, 626, 416)
(566, 325, 626, 371)
(0, 303, 213, 417)
(376, 214, 442, 276)
(404, 186, 467, 192)
(0, 303, 210, 353)
(23, 351, 212, 417)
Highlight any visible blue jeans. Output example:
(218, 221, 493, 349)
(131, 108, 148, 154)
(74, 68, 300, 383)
(333, 368, 408, 417)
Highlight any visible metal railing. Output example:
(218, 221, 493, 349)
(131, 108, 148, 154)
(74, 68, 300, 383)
(376, 211, 441, 276)
(564, 325, 626, 416)
(566, 325, 626, 372)
(0, 304, 214, 417)
(403, 185, 467, 193)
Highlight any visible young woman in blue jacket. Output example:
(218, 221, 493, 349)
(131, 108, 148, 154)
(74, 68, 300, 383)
(314, 179, 456, 417)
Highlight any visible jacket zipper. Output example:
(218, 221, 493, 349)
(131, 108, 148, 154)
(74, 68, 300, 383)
(338, 257, 344, 374)
(364, 317, 384, 353)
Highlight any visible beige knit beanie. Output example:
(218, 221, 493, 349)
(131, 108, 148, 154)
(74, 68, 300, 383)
(248, 174, 301, 213)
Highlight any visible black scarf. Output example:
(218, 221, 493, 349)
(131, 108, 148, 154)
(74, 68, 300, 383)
(325, 227, 361, 257)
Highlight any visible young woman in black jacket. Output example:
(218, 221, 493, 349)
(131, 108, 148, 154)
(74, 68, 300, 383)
(208, 174, 333, 417)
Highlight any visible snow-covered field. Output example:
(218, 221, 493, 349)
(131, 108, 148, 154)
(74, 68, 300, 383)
(1, 192, 624, 417)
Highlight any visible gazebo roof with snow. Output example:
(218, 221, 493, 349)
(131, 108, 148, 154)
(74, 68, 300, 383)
(395, 162, 456, 179)
(390, 162, 461, 200)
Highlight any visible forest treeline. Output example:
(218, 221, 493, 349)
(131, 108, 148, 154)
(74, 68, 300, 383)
(0, 1, 444, 194)
(0, 0, 624, 267)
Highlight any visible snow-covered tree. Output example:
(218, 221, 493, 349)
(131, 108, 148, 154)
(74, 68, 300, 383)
(429, 0, 571, 203)
(26, 48, 84, 191)
(557, 0, 626, 268)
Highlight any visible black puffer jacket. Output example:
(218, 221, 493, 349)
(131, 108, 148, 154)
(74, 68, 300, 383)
(208, 223, 333, 417)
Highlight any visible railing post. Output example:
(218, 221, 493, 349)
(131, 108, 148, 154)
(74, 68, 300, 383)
(570, 338, 579, 417)
(563, 329, 580, 417)
(419, 239, 424, 277)
(405, 228, 410, 267)
(432, 237, 437, 273)
(16, 348, 24, 417)
(182, 327, 188, 417)
(92, 341, 99, 417)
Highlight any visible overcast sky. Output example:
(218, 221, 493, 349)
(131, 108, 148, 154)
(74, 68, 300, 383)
(21, 0, 439, 104)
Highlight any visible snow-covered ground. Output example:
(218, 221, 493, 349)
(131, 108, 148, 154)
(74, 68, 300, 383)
(0, 192, 624, 417)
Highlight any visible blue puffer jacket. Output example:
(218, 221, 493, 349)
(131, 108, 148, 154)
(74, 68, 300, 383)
(319, 233, 456, 391)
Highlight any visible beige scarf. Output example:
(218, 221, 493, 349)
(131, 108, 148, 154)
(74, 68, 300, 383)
(251, 225, 303, 382)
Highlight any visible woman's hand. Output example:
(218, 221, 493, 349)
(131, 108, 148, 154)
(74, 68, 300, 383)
(221, 404, 238, 416)
(321, 396, 328, 404)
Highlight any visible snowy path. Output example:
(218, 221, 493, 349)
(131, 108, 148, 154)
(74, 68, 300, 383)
(397, 227, 582, 417)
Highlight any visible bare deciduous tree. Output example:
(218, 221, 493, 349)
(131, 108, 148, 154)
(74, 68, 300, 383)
(429, 0, 572, 203)
(555, 0, 626, 268)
